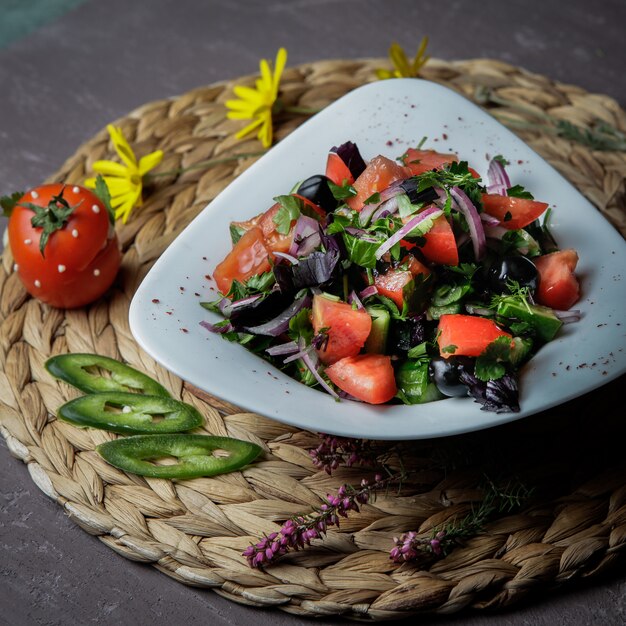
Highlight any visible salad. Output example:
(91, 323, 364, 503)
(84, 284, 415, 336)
(201, 141, 581, 413)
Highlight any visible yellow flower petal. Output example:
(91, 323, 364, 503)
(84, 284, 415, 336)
(138, 150, 163, 176)
(225, 98, 258, 113)
(114, 187, 142, 223)
(235, 117, 264, 140)
(84, 177, 97, 189)
(389, 43, 411, 77)
(259, 58, 273, 93)
(375, 68, 394, 80)
(91, 160, 129, 177)
(272, 48, 287, 97)
(103, 176, 137, 197)
(258, 114, 273, 149)
(233, 85, 265, 103)
(227, 109, 258, 121)
(107, 124, 137, 169)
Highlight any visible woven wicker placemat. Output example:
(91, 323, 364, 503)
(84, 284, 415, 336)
(1, 58, 625, 620)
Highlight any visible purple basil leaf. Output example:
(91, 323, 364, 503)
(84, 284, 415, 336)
(459, 370, 520, 413)
(331, 141, 366, 179)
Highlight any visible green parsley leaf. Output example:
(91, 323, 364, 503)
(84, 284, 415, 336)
(342, 233, 381, 268)
(506, 185, 534, 200)
(288, 307, 313, 342)
(0, 191, 24, 218)
(272, 195, 302, 235)
(244, 271, 275, 294)
(493, 154, 509, 166)
(229, 223, 245, 245)
(474, 335, 514, 381)
(363, 192, 381, 206)
(441, 344, 458, 354)
(328, 180, 357, 200)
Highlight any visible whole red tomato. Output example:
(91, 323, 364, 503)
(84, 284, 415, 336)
(7, 183, 121, 308)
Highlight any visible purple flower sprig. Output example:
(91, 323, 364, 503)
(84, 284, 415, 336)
(244, 472, 392, 568)
(389, 475, 533, 564)
(390, 530, 449, 562)
(309, 433, 377, 475)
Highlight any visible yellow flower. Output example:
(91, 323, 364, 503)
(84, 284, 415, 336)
(225, 47, 287, 149)
(85, 124, 163, 223)
(376, 37, 430, 79)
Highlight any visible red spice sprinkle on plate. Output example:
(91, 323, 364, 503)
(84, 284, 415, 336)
(151, 298, 160, 304)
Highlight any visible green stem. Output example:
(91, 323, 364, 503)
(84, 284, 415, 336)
(146, 150, 267, 178)
(284, 105, 321, 115)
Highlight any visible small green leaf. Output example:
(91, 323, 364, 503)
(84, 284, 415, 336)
(328, 180, 357, 200)
(229, 223, 245, 245)
(93, 175, 115, 224)
(506, 185, 534, 200)
(441, 344, 457, 354)
(272, 195, 302, 235)
(475, 335, 515, 381)
(363, 192, 381, 206)
(0, 191, 24, 217)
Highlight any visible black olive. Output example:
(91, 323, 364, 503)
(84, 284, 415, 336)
(487, 256, 539, 295)
(429, 356, 474, 397)
(296, 175, 338, 213)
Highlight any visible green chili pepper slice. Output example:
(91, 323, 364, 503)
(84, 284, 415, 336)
(58, 392, 203, 435)
(96, 434, 262, 479)
(46, 353, 170, 397)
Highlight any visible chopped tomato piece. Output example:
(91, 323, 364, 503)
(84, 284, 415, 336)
(346, 155, 409, 212)
(375, 270, 413, 309)
(534, 249, 580, 310)
(374, 254, 431, 309)
(325, 152, 354, 186)
(312, 294, 372, 365)
(437, 314, 511, 358)
(326, 354, 397, 404)
(419, 214, 459, 266)
(213, 227, 271, 295)
(481, 194, 549, 230)
(402, 148, 458, 175)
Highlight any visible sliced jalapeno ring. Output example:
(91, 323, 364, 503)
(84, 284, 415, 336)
(46, 353, 170, 397)
(96, 434, 262, 479)
(58, 392, 203, 435)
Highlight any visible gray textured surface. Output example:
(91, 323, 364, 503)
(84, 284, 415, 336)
(1, 1, 626, 624)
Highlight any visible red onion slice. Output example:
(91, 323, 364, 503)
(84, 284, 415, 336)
(371, 196, 400, 222)
(200, 320, 234, 334)
(480, 212, 501, 226)
(283, 343, 315, 364)
(553, 309, 582, 324)
(359, 285, 378, 299)
(375, 205, 443, 260)
(289, 216, 321, 257)
(244, 293, 311, 336)
(487, 158, 511, 195)
(273, 251, 299, 265)
(450, 187, 486, 261)
(348, 290, 364, 309)
(218, 294, 263, 318)
(265, 340, 299, 356)
(299, 338, 338, 398)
